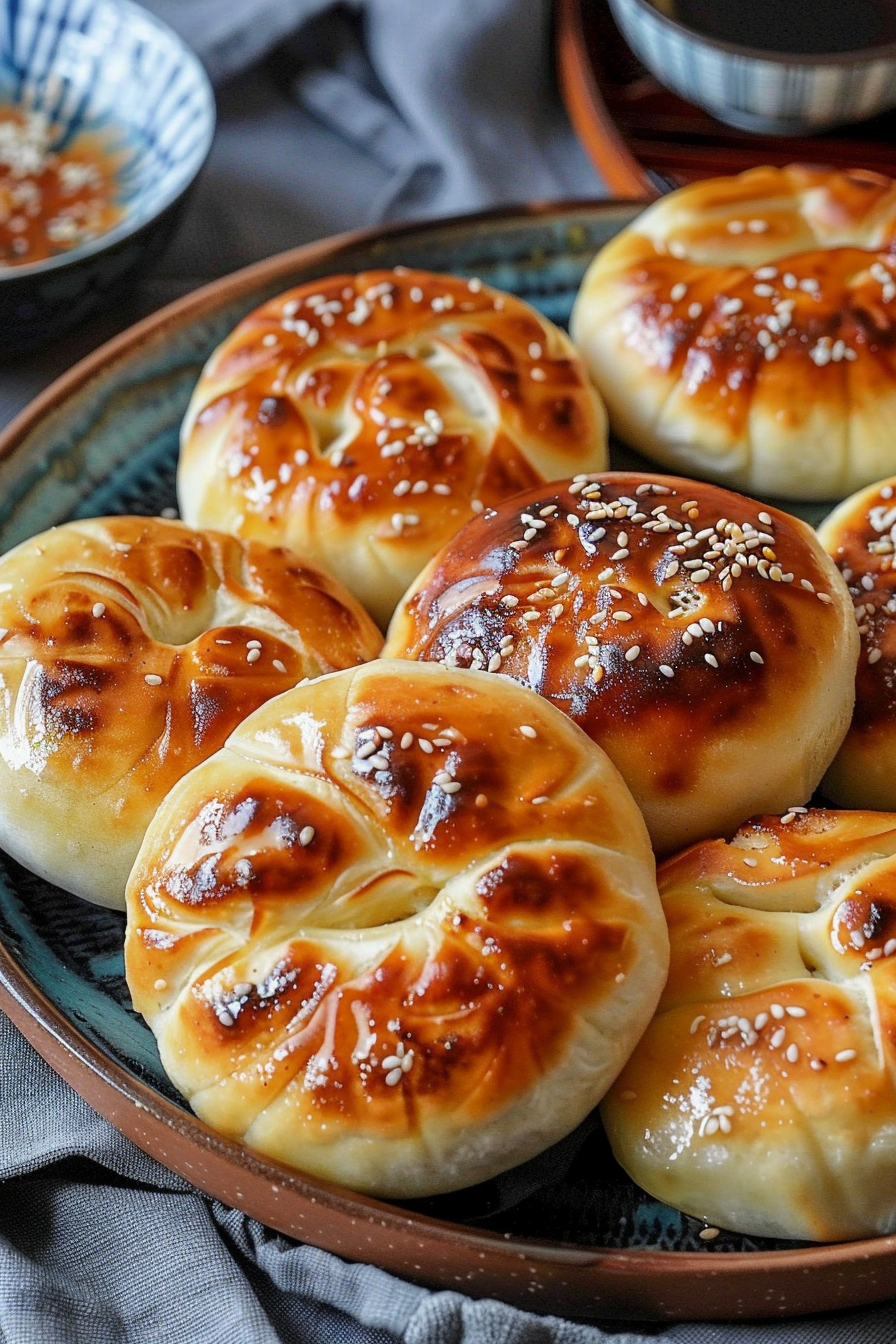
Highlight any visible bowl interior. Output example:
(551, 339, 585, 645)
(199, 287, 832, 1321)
(617, 0, 896, 63)
(0, 0, 215, 276)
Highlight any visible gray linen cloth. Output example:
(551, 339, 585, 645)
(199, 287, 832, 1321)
(2, 2, 896, 1340)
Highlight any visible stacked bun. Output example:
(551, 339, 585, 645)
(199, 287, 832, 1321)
(125, 659, 668, 1199)
(384, 471, 859, 855)
(0, 516, 382, 908)
(571, 165, 896, 501)
(177, 267, 609, 628)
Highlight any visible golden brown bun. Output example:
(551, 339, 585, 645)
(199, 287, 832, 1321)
(0, 516, 382, 909)
(571, 165, 896, 500)
(818, 478, 896, 808)
(124, 659, 666, 1199)
(177, 267, 608, 628)
(602, 809, 896, 1242)
(383, 471, 858, 855)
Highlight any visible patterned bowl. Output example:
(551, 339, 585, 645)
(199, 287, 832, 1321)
(0, 0, 215, 352)
(606, 0, 896, 136)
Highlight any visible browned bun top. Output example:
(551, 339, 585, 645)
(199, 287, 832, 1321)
(571, 165, 896, 500)
(0, 515, 383, 908)
(125, 659, 666, 1199)
(383, 471, 858, 854)
(602, 809, 896, 1242)
(817, 476, 896, 808)
(176, 267, 608, 628)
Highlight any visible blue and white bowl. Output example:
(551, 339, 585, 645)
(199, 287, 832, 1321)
(0, 0, 215, 351)
(606, 0, 896, 137)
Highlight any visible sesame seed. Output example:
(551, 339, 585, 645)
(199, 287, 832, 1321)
(519, 725, 537, 738)
(247, 647, 261, 664)
(699, 1227, 720, 1241)
(531, 795, 550, 805)
(659, 664, 674, 678)
(144, 674, 163, 686)
(624, 645, 641, 662)
(272, 659, 287, 674)
(299, 826, 315, 846)
(92, 602, 105, 618)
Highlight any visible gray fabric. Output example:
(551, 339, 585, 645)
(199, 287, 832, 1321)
(2, 1, 896, 1340)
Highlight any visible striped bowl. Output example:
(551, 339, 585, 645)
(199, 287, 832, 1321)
(0, 0, 215, 350)
(606, 0, 896, 136)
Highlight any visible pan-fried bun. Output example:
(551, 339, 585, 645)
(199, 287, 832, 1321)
(571, 165, 896, 500)
(383, 471, 858, 855)
(124, 660, 666, 1199)
(602, 810, 896, 1242)
(0, 515, 382, 909)
(818, 478, 896, 808)
(177, 267, 609, 628)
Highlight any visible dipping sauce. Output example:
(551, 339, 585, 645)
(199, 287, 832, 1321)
(0, 107, 124, 268)
(659, 0, 896, 54)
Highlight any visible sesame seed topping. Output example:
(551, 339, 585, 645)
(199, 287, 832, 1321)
(92, 602, 105, 618)
(519, 725, 537, 738)
(835, 1049, 857, 1063)
(144, 674, 163, 686)
(299, 826, 315, 847)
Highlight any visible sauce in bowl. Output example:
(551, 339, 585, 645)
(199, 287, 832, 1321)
(657, 0, 896, 54)
(0, 108, 124, 268)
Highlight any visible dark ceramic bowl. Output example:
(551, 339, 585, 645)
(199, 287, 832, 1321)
(606, 0, 896, 136)
(0, 0, 214, 353)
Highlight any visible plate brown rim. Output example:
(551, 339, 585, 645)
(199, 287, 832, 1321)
(1, 198, 896, 1322)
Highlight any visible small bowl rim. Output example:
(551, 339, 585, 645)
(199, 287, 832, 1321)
(608, 0, 896, 66)
(0, 0, 216, 286)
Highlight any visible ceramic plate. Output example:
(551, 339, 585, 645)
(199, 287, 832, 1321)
(1, 200, 895, 1323)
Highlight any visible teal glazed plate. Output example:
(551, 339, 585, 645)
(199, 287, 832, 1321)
(0, 201, 895, 1323)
